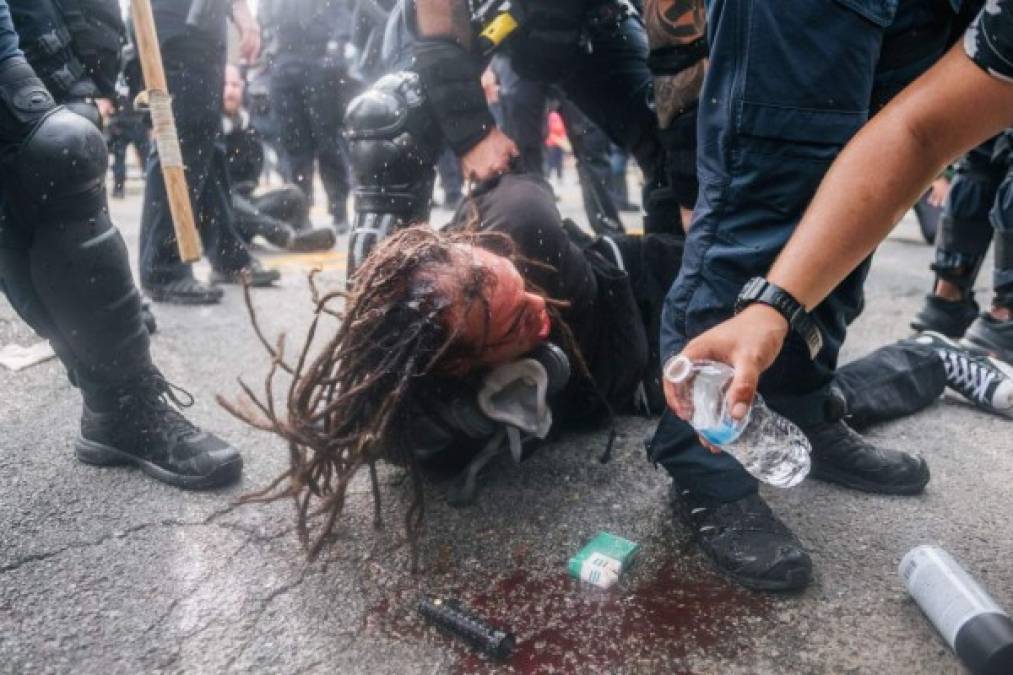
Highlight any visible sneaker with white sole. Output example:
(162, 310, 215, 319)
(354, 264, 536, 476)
(912, 331, 1013, 418)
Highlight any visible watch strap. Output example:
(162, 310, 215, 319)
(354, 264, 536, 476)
(735, 277, 823, 360)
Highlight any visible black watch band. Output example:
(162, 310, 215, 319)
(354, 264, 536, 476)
(734, 277, 823, 360)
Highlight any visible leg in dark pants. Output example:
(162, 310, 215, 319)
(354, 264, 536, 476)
(934, 139, 1001, 297)
(272, 56, 353, 226)
(559, 97, 625, 235)
(552, 13, 680, 235)
(496, 63, 548, 178)
(140, 52, 251, 289)
(436, 147, 463, 206)
(272, 58, 317, 208)
(108, 128, 128, 194)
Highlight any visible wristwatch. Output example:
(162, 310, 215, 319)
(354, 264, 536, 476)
(734, 277, 823, 360)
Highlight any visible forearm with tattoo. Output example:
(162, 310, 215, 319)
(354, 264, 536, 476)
(644, 0, 707, 127)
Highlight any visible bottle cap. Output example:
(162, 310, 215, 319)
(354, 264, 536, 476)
(955, 612, 1013, 675)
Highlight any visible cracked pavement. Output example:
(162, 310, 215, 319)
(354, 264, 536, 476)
(1, 176, 1011, 674)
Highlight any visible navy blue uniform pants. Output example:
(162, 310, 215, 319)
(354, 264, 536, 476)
(139, 48, 252, 286)
(652, 0, 956, 502)
(270, 55, 355, 223)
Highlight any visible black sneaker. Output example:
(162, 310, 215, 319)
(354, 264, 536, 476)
(210, 259, 280, 287)
(910, 294, 979, 338)
(289, 226, 337, 252)
(670, 485, 812, 591)
(913, 331, 1013, 417)
(804, 420, 929, 495)
(144, 278, 223, 305)
(75, 374, 242, 489)
(961, 313, 1013, 366)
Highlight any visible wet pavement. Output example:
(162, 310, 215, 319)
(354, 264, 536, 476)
(1, 170, 1010, 674)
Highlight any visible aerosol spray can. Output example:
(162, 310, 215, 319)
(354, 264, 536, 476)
(900, 545, 1013, 675)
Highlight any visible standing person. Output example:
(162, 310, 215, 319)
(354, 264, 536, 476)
(138, 0, 278, 306)
(260, 0, 359, 234)
(649, 0, 968, 591)
(0, 0, 243, 489)
(911, 132, 1013, 363)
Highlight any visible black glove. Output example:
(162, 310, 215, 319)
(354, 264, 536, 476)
(412, 38, 495, 156)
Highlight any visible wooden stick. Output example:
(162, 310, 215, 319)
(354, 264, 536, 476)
(129, 0, 202, 263)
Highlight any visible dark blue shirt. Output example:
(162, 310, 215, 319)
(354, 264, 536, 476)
(965, 0, 1013, 81)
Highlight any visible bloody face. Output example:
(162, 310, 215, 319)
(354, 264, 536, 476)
(437, 245, 551, 371)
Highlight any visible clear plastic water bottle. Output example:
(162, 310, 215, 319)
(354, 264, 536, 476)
(663, 355, 811, 488)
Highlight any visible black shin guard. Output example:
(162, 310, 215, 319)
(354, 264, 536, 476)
(12, 108, 152, 389)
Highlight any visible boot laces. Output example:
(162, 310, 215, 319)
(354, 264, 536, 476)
(120, 375, 199, 441)
(938, 348, 997, 404)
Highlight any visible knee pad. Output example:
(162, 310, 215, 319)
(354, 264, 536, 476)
(345, 70, 441, 225)
(19, 107, 109, 217)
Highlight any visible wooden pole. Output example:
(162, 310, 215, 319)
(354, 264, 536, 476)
(129, 0, 202, 263)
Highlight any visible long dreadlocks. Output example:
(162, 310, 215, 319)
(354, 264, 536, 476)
(219, 225, 586, 566)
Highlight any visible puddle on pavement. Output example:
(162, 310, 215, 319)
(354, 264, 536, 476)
(365, 557, 773, 673)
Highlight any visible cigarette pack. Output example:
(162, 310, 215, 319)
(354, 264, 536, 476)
(567, 532, 640, 589)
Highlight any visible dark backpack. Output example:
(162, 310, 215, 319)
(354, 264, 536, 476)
(55, 0, 126, 97)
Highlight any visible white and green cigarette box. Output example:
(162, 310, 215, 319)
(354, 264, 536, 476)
(567, 532, 640, 589)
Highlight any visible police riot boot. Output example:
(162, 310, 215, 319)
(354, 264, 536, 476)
(76, 371, 242, 490)
(670, 485, 812, 591)
(803, 419, 930, 495)
(911, 293, 980, 338)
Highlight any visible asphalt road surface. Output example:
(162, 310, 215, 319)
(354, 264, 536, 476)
(1, 169, 1010, 674)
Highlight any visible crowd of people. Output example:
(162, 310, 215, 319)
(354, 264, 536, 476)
(1, 0, 1012, 601)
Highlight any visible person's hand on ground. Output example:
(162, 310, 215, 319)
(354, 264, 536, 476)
(663, 304, 789, 426)
(460, 128, 519, 183)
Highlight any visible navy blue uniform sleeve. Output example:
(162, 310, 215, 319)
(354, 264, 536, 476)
(965, 0, 1013, 82)
(0, 0, 23, 64)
